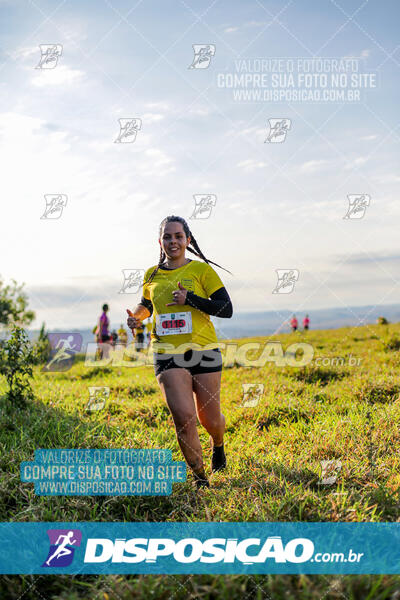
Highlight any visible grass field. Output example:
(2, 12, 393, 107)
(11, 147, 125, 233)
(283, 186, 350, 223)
(1, 322, 400, 598)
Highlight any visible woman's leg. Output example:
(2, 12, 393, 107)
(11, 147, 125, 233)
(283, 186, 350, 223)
(156, 368, 207, 478)
(192, 371, 225, 446)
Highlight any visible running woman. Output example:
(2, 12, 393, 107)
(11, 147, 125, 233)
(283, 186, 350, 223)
(126, 215, 233, 490)
(98, 303, 111, 359)
(303, 314, 310, 331)
(290, 314, 298, 332)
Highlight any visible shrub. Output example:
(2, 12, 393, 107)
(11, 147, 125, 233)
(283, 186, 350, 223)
(377, 316, 389, 325)
(0, 326, 35, 408)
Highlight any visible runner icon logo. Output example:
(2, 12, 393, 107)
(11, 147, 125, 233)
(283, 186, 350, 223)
(42, 333, 82, 372)
(42, 529, 82, 567)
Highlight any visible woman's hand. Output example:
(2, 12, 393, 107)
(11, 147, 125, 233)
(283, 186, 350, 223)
(166, 281, 188, 307)
(126, 309, 142, 330)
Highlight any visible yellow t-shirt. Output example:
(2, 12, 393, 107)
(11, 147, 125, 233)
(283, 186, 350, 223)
(142, 259, 225, 354)
(117, 328, 128, 342)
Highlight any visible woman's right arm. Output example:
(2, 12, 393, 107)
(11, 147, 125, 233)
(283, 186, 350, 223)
(126, 298, 152, 329)
(130, 304, 151, 321)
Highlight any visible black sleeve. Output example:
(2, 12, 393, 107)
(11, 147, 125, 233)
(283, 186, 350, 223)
(185, 286, 233, 318)
(138, 296, 153, 317)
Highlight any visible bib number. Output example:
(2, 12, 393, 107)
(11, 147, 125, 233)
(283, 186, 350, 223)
(156, 312, 192, 336)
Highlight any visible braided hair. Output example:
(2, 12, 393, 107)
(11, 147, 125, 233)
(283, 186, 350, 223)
(143, 215, 232, 286)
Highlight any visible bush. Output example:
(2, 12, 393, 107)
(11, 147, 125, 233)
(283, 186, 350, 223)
(33, 322, 51, 364)
(377, 316, 389, 325)
(0, 326, 35, 408)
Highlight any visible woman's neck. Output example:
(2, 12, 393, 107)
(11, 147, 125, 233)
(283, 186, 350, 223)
(163, 256, 190, 269)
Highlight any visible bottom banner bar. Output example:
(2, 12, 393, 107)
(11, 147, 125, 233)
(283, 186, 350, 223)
(0, 522, 399, 574)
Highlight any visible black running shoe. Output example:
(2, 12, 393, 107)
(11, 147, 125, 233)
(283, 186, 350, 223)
(193, 472, 210, 489)
(211, 443, 226, 472)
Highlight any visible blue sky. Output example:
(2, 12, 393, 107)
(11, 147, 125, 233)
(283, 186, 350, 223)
(1, 0, 399, 329)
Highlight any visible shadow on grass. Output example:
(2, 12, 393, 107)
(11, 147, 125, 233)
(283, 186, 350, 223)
(255, 407, 311, 431)
(288, 366, 348, 385)
(355, 382, 400, 404)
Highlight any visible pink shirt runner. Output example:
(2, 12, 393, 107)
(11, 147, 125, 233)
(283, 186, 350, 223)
(100, 312, 109, 336)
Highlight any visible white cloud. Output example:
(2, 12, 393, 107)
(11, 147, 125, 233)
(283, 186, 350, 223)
(10, 45, 38, 61)
(142, 148, 175, 175)
(245, 21, 271, 27)
(141, 112, 165, 123)
(298, 159, 331, 173)
(344, 156, 369, 170)
(374, 173, 400, 184)
(144, 101, 171, 112)
(344, 49, 371, 59)
(224, 27, 238, 33)
(187, 106, 212, 117)
(31, 64, 85, 87)
(237, 159, 267, 172)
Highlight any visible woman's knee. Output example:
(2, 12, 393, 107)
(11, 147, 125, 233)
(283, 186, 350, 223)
(173, 410, 197, 434)
(198, 411, 224, 431)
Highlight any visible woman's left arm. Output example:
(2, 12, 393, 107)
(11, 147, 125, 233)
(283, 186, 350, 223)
(185, 286, 233, 318)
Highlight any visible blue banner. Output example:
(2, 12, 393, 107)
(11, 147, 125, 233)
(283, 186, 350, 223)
(0, 522, 399, 574)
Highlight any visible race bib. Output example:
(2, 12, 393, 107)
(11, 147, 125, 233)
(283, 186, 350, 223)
(155, 312, 192, 336)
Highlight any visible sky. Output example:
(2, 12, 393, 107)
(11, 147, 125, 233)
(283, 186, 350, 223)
(1, 0, 399, 329)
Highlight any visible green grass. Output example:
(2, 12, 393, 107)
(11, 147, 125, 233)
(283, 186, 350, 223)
(1, 322, 400, 598)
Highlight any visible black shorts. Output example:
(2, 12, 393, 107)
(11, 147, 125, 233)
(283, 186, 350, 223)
(154, 348, 223, 377)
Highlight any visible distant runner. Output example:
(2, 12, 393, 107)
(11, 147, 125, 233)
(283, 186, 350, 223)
(290, 315, 298, 332)
(303, 314, 310, 331)
(98, 303, 111, 359)
(126, 215, 233, 490)
(117, 324, 128, 345)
